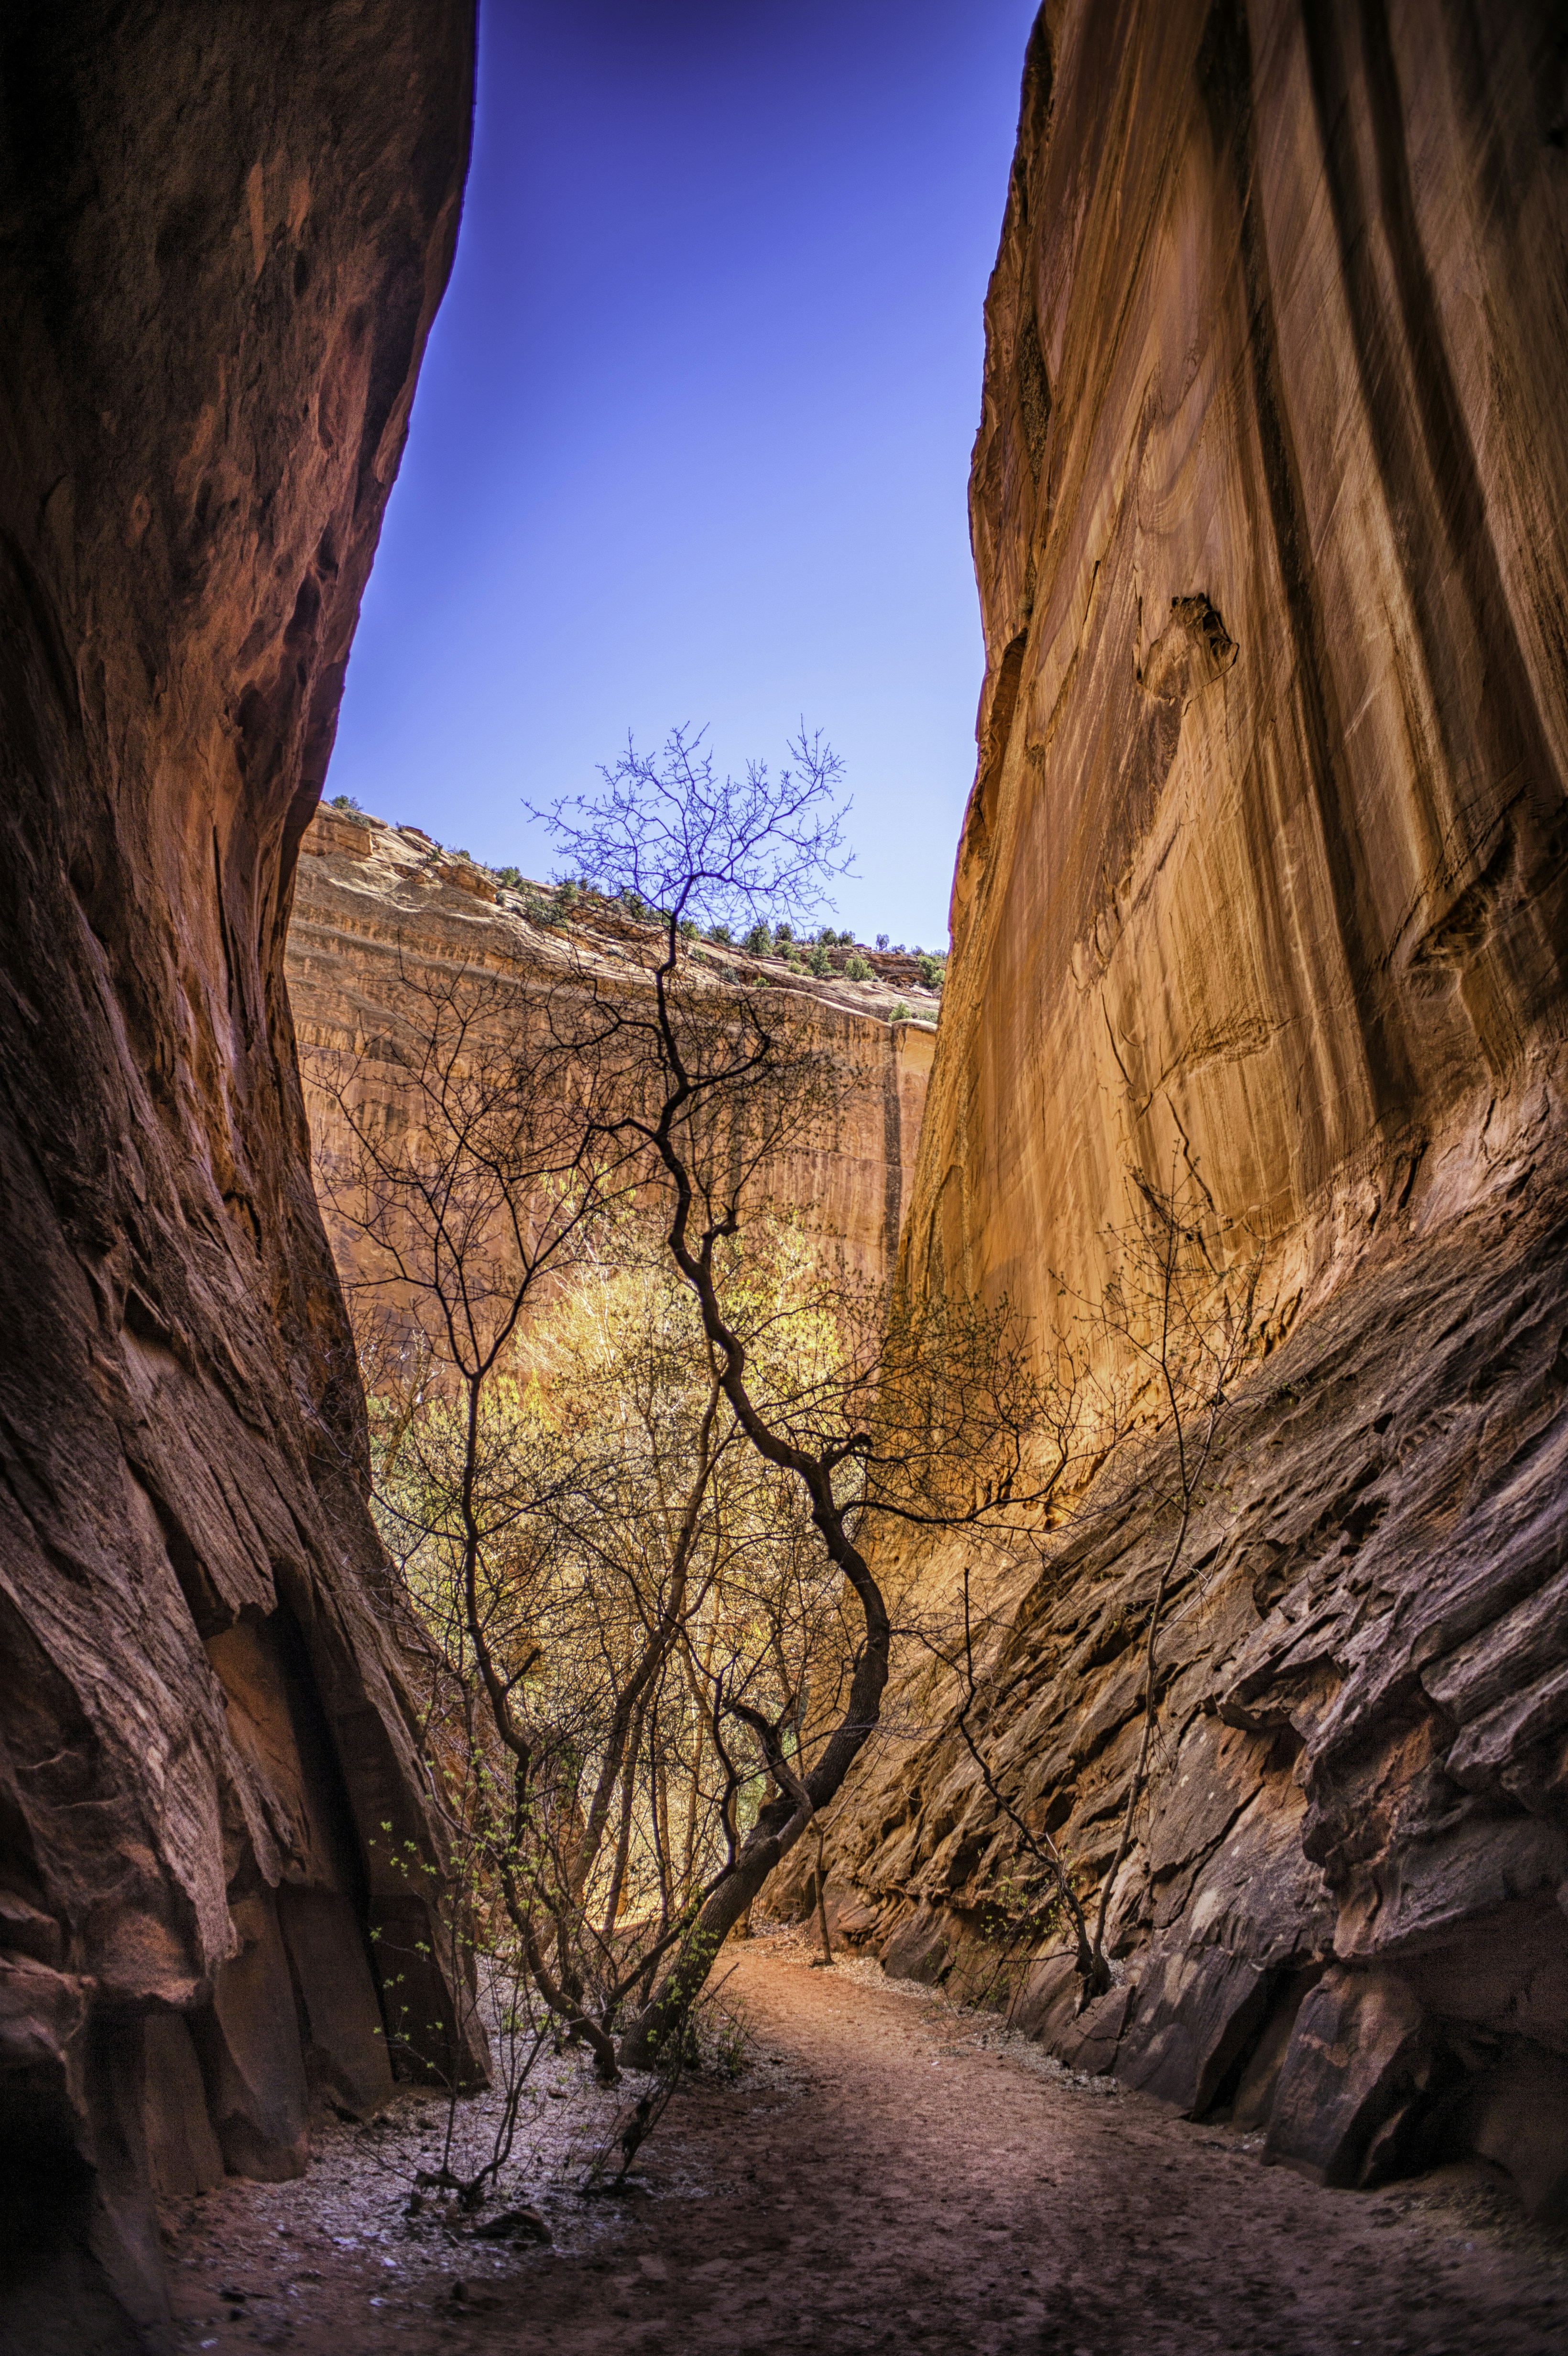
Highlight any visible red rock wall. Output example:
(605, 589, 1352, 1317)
(0, 8, 475, 2343)
(817, 0, 1568, 2219)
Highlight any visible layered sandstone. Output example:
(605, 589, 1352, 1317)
(805, 0, 1568, 2220)
(288, 812, 934, 1300)
(0, 9, 475, 2346)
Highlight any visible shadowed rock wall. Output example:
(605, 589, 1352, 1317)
(805, 0, 1568, 2221)
(0, 7, 475, 2345)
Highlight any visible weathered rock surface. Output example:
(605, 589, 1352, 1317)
(0, 7, 475, 2345)
(804, 0, 1568, 2223)
(288, 812, 934, 1297)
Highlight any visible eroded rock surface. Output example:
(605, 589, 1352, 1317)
(804, 0, 1568, 2224)
(0, 7, 475, 2345)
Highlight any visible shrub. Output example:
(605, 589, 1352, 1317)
(890, 1000, 911, 1022)
(679, 916, 697, 938)
(496, 865, 524, 890)
(917, 953, 946, 992)
(329, 792, 361, 813)
(743, 922, 772, 955)
(844, 954, 872, 982)
(709, 922, 732, 945)
(875, 933, 889, 952)
(773, 921, 793, 945)
(809, 942, 833, 978)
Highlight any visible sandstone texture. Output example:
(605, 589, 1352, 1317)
(288, 812, 934, 1300)
(0, 8, 475, 2346)
(804, 0, 1568, 2224)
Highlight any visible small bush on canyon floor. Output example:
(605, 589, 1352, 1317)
(692, 1992, 753, 2083)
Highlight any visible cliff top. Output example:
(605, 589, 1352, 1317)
(300, 805, 944, 1032)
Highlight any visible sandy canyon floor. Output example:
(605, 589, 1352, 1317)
(165, 1931, 1568, 2356)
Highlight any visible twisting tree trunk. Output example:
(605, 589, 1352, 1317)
(531, 729, 1079, 2063)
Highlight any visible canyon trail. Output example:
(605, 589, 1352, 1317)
(167, 1934, 1568, 2356)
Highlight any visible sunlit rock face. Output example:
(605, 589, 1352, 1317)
(288, 813, 934, 1305)
(0, 7, 475, 2343)
(813, 0, 1568, 2217)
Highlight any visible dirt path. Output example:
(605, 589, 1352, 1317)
(169, 1934, 1568, 2354)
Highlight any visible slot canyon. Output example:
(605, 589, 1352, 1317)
(0, 3, 1564, 2351)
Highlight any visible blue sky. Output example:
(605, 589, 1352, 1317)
(327, 0, 1038, 949)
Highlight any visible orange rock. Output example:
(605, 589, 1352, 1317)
(434, 856, 498, 901)
(302, 810, 375, 860)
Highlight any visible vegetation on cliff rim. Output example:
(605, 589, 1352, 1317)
(334, 778, 944, 993)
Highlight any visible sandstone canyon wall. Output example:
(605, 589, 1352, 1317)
(808, 0, 1568, 2220)
(287, 811, 934, 1309)
(0, 9, 475, 2346)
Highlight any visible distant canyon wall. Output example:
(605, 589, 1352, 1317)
(288, 812, 934, 1314)
(810, 0, 1568, 2221)
(0, 10, 475, 2347)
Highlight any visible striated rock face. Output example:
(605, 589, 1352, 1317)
(809, 0, 1568, 2219)
(0, 7, 475, 2344)
(287, 814, 934, 1298)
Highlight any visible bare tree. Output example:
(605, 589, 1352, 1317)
(536, 726, 1074, 2065)
(911, 1162, 1270, 2010)
(313, 943, 869, 2123)
(953, 1562, 1107, 2001)
(310, 727, 1071, 2170)
(1080, 1165, 1266, 1980)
